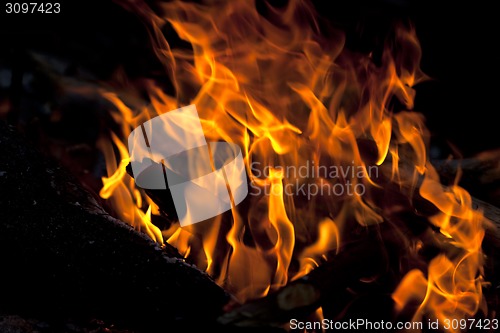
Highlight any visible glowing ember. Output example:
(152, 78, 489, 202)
(97, 0, 486, 327)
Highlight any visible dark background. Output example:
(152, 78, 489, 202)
(0, 0, 498, 158)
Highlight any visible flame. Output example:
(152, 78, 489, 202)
(293, 218, 339, 280)
(96, 0, 486, 324)
(98, 127, 163, 244)
(393, 164, 484, 331)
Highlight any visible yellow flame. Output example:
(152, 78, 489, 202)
(293, 218, 339, 280)
(393, 163, 485, 331)
(95, 0, 485, 317)
(97, 102, 163, 245)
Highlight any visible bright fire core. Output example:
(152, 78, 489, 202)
(98, 0, 486, 330)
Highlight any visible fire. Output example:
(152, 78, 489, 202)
(98, 95, 164, 244)
(393, 164, 485, 331)
(98, 0, 486, 326)
(292, 217, 339, 280)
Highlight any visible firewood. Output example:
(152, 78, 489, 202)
(217, 224, 407, 328)
(0, 122, 229, 330)
(433, 154, 500, 207)
(433, 154, 500, 186)
(217, 161, 500, 328)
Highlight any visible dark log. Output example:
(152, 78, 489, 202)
(0, 312, 287, 333)
(433, 154, 500, 207)
(433, 154, 500, 186)
(0, 122, 229, 330)
(0, 314, 136, 333)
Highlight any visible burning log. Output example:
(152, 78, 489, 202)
(0, 122, 229, 330)
(216, 214, 476, 328)
(215, 159, 500, 329)
(216, 211, 500, 329)
(433, 153, 500, 187)
(217, 224, 403, 328)
(433, 153, 500, 207)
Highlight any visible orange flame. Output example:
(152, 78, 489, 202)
(393, 164, 485, 331)
(97, 0, 486, 323)
(293, 218, 339, 280)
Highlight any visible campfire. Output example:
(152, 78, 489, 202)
(1, 0, 499, 332)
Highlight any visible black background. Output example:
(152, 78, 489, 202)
(1, 0, 498, 157)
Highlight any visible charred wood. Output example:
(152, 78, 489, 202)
(0, 122, 229, 330)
